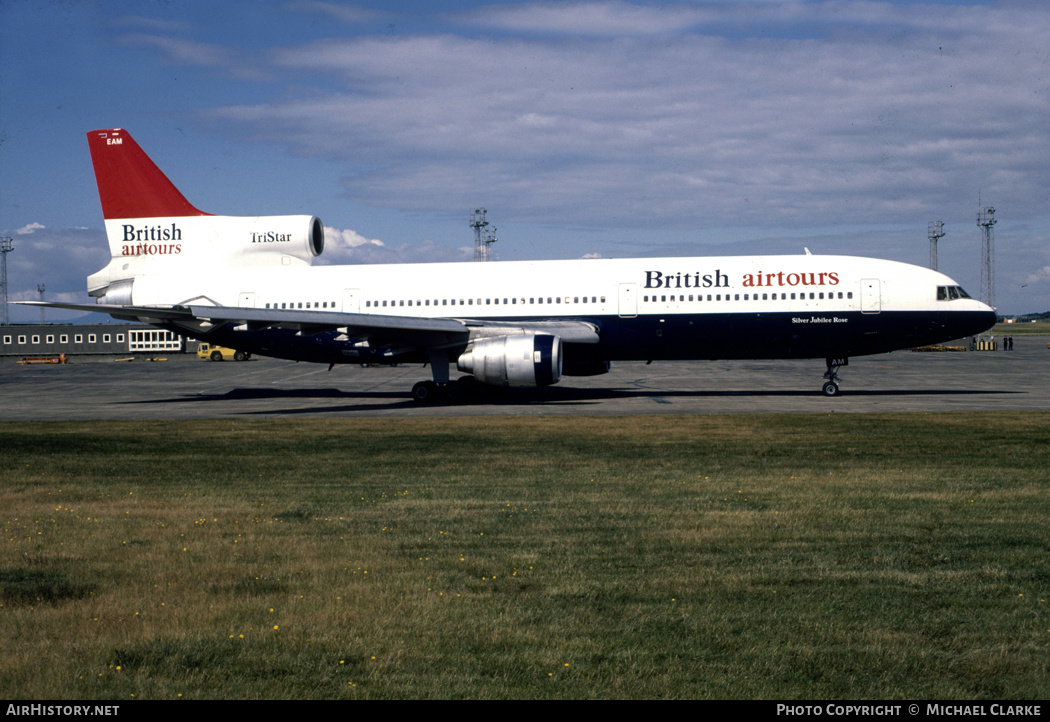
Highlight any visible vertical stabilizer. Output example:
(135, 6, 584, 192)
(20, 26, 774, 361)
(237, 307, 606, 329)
(87, 129, 210, 219)
(84, 128, 323, 305)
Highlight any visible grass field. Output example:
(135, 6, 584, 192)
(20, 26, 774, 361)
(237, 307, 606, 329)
(2, 414, 1048, 700)
(992, 321, 1050, 336)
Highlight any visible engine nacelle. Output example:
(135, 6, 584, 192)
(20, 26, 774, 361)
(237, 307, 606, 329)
(456, 333, 562, 387)
(234, 215, 325, 263)
(190, 214, 325, 266)
(89, 214, 325, 298)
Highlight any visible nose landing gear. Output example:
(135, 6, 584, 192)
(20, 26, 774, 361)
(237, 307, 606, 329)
(823, 357, 848, 396)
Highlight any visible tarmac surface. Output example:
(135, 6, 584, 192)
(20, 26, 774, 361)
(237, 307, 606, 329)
(3, 337, 1048, 420)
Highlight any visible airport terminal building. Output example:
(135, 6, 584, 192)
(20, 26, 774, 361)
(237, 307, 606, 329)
(1, 323, 198, 358)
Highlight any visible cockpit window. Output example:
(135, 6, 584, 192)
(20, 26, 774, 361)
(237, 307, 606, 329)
(937, 285, 971, 301)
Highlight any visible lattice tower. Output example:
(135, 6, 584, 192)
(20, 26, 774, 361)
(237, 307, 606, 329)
(977, 206, 996, 309)
(470, 208, 497, 262)
(928, 221, 945, 271)
(0, 237, 12, 326)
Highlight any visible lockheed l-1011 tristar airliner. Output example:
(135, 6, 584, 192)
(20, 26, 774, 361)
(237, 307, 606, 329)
(23, 129, 996, 401)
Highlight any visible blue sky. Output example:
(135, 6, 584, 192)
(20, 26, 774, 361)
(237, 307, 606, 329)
(2, 0, 1048, 320)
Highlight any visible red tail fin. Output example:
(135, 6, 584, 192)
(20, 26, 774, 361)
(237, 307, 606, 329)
(87, 129, 210, 219)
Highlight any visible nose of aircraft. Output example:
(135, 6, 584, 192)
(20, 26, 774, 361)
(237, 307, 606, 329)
(965, 302, 998, 337)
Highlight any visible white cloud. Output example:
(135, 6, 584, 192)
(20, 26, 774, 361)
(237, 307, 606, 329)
(203, 2, 1049, 238)
(2, 225, 109, 302)
(317, 226, 472, 265)
(119, 33, 272, 81)
(325, 226, 385, 249)
(1023, 266, 1050, 286)
(79, 1, 1050, 312)
(284, 1, 388, 25)
(463, 1, 706, 36)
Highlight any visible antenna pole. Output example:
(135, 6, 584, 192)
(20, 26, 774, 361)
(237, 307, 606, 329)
(0, 237, 12, 326)
(927, 221, 944, 271)
(977, 205, 996, 309)
(469, 209, 497, 262)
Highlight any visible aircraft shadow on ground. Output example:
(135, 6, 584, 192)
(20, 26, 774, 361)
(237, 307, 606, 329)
(122, 384, 1016, 416)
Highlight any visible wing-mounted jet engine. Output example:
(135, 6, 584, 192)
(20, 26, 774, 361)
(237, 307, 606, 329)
(456, 333, 562, 387)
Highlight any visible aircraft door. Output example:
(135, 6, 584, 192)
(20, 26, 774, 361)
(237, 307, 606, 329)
(238, 292, 256, 308)
(342, 289, 360, 313)
(618, 283, 638, 318)
(860, 279, 881, 314)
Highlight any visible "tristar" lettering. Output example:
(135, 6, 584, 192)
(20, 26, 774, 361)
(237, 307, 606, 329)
(251, 231, 292, 243)
(645, 270, 729, 289)
(743, 271, 839, 287)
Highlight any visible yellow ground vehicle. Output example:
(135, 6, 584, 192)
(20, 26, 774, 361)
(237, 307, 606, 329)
(197, 343, 250, 361)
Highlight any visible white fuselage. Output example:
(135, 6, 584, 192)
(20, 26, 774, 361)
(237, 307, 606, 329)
(113, 253, 980, 321)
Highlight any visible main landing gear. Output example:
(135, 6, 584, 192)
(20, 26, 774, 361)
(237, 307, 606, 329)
(411, 380, 442, 403)
(411, 349, 480, 403)
(822, 357, 848, 397)
(411, 377, 478, 403)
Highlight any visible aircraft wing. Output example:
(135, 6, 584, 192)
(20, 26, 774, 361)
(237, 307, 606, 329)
(16, 301, 600, 347)
(17, 301, 469, 348)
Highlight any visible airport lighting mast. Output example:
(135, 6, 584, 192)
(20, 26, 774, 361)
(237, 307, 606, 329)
(470, 208, 497, 262)
(928, 221, 944, 271)
(0, 237, 12, 326)
(977, 205, 996, 309)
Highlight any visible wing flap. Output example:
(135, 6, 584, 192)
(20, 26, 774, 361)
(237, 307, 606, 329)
(463, 319, 601, 344)
(185, 305, 468, 337)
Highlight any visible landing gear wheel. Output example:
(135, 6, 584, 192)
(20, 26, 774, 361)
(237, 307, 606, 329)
(451, 375, 479, 401)
(822, 357, 847, 397)
(411, 381, 440, 403)
(443, 382, 463, 403)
